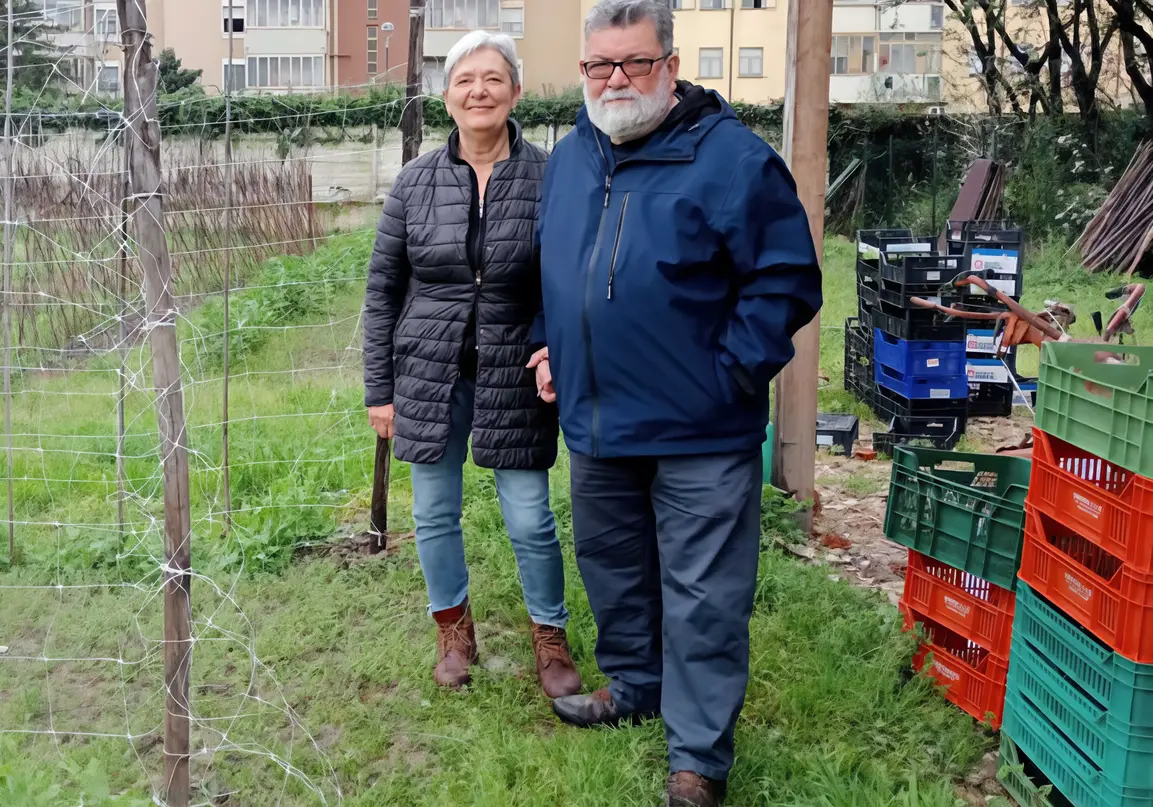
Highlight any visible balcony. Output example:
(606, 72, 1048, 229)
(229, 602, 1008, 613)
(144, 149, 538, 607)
(830, 72, 942, 104)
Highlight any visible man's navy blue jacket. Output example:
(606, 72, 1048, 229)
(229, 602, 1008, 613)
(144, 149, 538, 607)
(535, 83, 822, 458)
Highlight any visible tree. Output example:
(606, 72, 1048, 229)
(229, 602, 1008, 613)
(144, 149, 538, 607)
(0, 0, 63, 92)
(1102, 0, 1153, 121)
(157, 48, 202, 95)
(1042, 0, 1121, 125)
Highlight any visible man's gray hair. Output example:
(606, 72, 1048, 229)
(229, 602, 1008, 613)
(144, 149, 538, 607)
(444, 30, 521, 88)
(584, 0, 675, 54)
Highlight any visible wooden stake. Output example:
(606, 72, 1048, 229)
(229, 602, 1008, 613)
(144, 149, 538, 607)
(2, 0, 15, 564)
(222, 8, 236, 532)
(772, 0, 833, 531)
(117, 2, 192, 804)
(401, 0, 426, 164)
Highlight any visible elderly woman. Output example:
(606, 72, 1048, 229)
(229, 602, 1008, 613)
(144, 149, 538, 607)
(362, 31, 580, 698)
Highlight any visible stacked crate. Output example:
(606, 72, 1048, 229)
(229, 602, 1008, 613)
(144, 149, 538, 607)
(945, 220, 1029, 416)
(998, 341, 1153, 807)
(882, 446, 1032, 727)
(854, 230, 969, 451)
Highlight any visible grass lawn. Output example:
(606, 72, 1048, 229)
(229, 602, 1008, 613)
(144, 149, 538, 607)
(3, 229, 1123, 806)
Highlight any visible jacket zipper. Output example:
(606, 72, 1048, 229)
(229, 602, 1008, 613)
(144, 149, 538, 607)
(582, 169, 613, 457)
(470, 169, 486, 373)
(606, 193, 630, 300)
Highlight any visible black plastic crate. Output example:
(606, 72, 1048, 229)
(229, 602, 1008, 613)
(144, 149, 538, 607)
(879, 253, 963, 289)
(844, 317, 873, 398)
(874, 415, 963, 454)
(945, 220, 1026, 249)
(967, 381, 1013, 417)
(871, 300, 967, 342)
(817, 414, 859, 456)
(871, 383, 969, 434)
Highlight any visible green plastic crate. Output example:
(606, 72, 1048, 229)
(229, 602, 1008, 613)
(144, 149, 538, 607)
(1010, 585, 1153, 790)
(998, 732, 1068, 807)
(1003, 686, 1153, 807)
(882, 446, 1031, 590)
(1036, 342, 1153, 477)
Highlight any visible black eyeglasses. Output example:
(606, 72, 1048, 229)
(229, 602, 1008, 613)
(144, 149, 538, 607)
(580, 52, 673, 80)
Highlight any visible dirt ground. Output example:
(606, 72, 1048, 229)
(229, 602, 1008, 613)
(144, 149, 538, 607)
(807, 410, 1034, 605)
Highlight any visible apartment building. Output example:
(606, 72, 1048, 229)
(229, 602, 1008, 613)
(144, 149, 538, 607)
(422, 0, 583, 94)
(35, 0, 124, 95)
(333, 0, 411, 88)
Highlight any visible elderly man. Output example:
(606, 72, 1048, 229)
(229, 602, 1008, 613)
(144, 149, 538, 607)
(528, 1, 822, 804)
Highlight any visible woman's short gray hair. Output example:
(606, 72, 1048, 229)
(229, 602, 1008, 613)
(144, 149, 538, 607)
(584, 0, 674, 55)
(444, 30, 521, 88)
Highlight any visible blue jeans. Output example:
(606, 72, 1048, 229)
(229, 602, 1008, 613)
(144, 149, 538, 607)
(409, 378, 569, 628)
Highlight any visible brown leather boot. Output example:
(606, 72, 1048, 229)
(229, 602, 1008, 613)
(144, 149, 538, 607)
(666, 772, 726, 807)
(531, 623, 582, 698)
(432, 600, 478, 689)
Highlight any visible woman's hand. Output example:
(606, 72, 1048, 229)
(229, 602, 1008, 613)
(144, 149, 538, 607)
(527, 348, 556, 403)
(368, 405, 396, 439)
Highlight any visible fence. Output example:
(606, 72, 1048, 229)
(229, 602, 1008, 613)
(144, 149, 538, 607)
(0, 5, 453, 805)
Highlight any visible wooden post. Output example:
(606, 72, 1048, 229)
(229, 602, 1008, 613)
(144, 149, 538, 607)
(2, 0, 15, 564)
(117, 2, 192, 805)
(222, 7, 236, 532)
(772, 0, 833, 531)
(401, 0, 426, 164)
(370, 123, 380, 200)
(116, 170, 130, 540)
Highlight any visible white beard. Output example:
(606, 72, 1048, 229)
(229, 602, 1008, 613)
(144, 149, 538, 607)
(583, 65, 671, 143)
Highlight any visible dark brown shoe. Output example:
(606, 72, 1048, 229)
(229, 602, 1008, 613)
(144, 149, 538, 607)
(551, 687, 657, 728)
(432, 600, 478, 689)
(666, 772, 726, 807)
(531, 623, 582, 698)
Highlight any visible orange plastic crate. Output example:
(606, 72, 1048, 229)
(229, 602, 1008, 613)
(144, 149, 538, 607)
(1028, 428, 1153, 573)
(1019, 504, 1153, 664)
(902, 550, 1016, 657)
(901, 603, 1009, 728)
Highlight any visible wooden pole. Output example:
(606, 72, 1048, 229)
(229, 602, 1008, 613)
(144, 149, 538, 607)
(3, 0, 15, 564)
(222, 6, 236, 532)
(772, 0, 832, 531)
(117, 2, 192, 804)
(401, 0, 426, 164)
(116, 167, 129, 541)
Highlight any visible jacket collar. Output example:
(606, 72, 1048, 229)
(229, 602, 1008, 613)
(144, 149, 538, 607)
(575, 88, 734, 168)
(447, 119, 523, 165)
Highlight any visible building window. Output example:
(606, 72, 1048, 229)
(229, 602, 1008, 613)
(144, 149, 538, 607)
(930, 4, 944, 29)
(738, 47, 762, 77)
(700, 0, 725, 8)
(424, 58, 446, 91)
(367, 27, 378, 76)
(670, 0, 686, 7)
(425, 0, 500, 29)
(517, 58, 524, 88)
(741, 0, 767, 7)
(368, 0, 378, 20)
(95, 7, 119, 38)
(882, 43, 917, 73)
(245, 0, 325, 28)
(246, 55, 325, 88)
(926, 75, 942, 100)
(224, 61, 247, 92)
(500, 5, 523, 37)
(97, 63, 120, 95)
(699, 47, 723, 78)
(58, 56, 85, 87)
(969, 52, 984, 75)
(43, 0, 84, 32)
(223, 3, 245, 35)
(831, 36, 849, 75)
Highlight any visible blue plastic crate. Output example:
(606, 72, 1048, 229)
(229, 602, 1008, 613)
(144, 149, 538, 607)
(874, 361, 968, 400)
(872, 329, 965, 378)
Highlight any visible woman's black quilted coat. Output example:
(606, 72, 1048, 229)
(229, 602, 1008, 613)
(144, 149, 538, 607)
(362, 121, 558, 470)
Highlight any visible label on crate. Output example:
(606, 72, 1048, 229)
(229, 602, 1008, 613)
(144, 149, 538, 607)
(966, 277, 1018, 297)
(858, 242, 880, 259)
(942, 594, 973, 622)
(931, 660, 961, 683)
(1062, 572, 1094, 603)
(1071, 492, 1104, 521)
(926, 358, 941, 368)
(817, 434, 834, 447)
(972, 248, 1020, 275)
(929, 388, 953, 399)
(925, 271, 941, 281)
(965, 330, 1002, 354)
(967, 360, 1010, 384)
